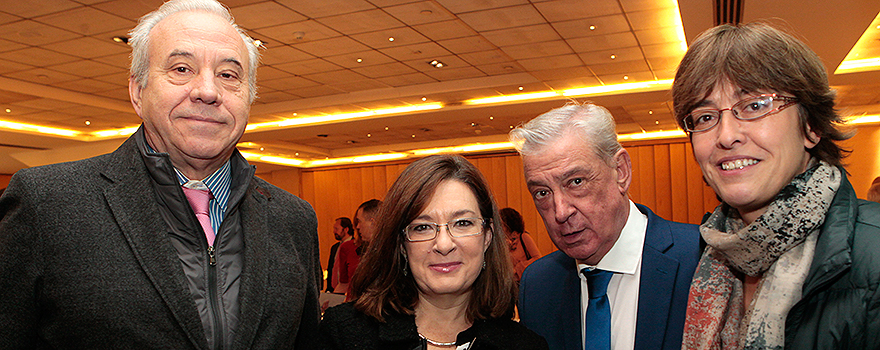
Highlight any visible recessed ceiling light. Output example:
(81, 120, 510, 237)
(649, 110, 653, 115)
(84, 120, 90, 126)
(518, 86, 524, 90)
(421, 96, 427, 101)
(489, 116, 494, 120)
(260, 147, 265, 151)
(385, 126, 389, 130)
(112, 36, 129, 44)
(388, 37, 395, 42)
(610, 54, 616, 59)
(655, 120, 659, 125)
(356, 58, 363, 63)
(429, 60, 445, 68)
(295, 152, 299, 156)
(253, 39, 264, 47)
(5, 108, 11, 113)
(367, 133, 371, 137)
(411, 134, 416, 138)
(623, 75, 629, 80)
(589, 25, 596, 30)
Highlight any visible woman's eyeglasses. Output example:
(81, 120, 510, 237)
(403, 217, 487, 242)
(682, 93, 798, 133)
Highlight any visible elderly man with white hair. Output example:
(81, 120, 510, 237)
(0, 0, 320, 348)
(511, 103, 701, 350)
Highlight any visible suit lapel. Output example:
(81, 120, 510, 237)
(231, 182, 269, 350)
(634, 205, 678, 350)
(101, 140, 208, 349)
(561, 262, 585, 350)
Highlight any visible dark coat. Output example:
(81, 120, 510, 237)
(518, 204, 701, 350)
(318, 302, 548, 350)
(0, 130, 322, 349)
(785, 171, 880, 349)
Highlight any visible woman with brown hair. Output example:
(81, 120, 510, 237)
(673, 22, 880, 349)
(318, 154, 547, 350)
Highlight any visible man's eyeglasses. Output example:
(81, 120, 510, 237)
(403, 217, 487, 242)
(682, 93, 798, 133)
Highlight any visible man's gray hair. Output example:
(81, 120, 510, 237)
(509, 102, 622, 163)
(128, 0, 260, 103)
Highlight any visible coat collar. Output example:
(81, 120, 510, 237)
(100, 129, 209, 349)
(634, 203, 679, 350)
(802, 169, 855, 295)
(100, 126, 266, 350)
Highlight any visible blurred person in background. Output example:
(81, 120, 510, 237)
(499, 207, 542, 281)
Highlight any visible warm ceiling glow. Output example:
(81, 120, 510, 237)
(0, 120, 81, 137)
(240, 129, 696, 169)
(617, 129, 687, 141)
(465, 80, 675, 106)
(91, 126, 140, 138)
(846, 114, 880, 125)
(246, 103, 443, 131)
(835, 12, 880, 74)
(563, 79, 674, 97)
(465, 91, 559, 105)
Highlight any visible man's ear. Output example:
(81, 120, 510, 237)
(129, 76, 143, 117)
(613, 148, 632, 195)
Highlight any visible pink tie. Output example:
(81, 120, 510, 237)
(182, 186, 215, 246)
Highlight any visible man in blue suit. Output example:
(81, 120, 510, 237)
(509, 103, 701, 350)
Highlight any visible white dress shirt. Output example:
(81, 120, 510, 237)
(578, 200, 647, 350)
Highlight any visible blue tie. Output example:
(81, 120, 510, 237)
(582, 268, 613, 350)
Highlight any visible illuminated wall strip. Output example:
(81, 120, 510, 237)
(563, 79, 674, 97)
(836, 57, 880, 74)
(246, 103, 443, 131)
(0, 120, 81, 137)
(847, 114, 880, 125)
(463, 80, 676, 106)
(465, 91, 560, 105)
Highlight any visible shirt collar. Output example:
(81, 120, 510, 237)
(578, 200, 647, 275)
(145, 142, 232, 212)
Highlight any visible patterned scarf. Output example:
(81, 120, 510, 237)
(681, 160, 840, 350)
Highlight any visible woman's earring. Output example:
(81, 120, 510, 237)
(481, 260, 486, 270)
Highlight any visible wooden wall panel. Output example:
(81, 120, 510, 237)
(271, 126, 880, 271)
(627, 147, 641, 202)
(669, 143, 689, 223)
(637, 145, 656, 209)
(653, 144, 672, 220)
(0, 174, 11, 190)
(292, 141, 723, 270)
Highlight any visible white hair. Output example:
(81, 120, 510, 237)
(128, 0, 260, 103)
(509, 102, 622, 163)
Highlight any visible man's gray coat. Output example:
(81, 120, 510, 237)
(0, 130, 321, 349)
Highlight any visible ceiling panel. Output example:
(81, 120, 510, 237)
(384, 1, 457, 26)
(0, 0, 876, 174)
(457, 5, 545, 32)
(230, 1, 306, 30)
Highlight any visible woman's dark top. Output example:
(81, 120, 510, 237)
(318, 302, 548, 350)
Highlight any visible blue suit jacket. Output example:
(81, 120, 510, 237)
(518, 204, 700, 350)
